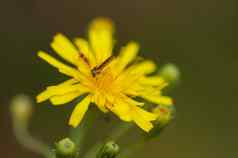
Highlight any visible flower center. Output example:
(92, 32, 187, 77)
(93, 67, 116, 93)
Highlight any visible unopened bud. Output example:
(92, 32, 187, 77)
(148, 105, 176, 138)
(97, 141, 120, 158)
(10, 94, 33, 123)
(55, 138, 77, 158)
(159, 63, 180, 85)
(154, 105, 176, 127)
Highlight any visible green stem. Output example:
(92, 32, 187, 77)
(108, 124, 132, 141)
(69, 122, 87, 147)
(70, 106, 98, 146)
(12, 120, 53, 158)
(83, 123, 132, 158)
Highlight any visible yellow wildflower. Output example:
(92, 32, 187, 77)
(36, 17, 173, 132)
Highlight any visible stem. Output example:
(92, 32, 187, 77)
(70, 106, 98, 146)
(69, 122, 87, 147)
(83, 123, 132, 158)
(108, 124, 133, 141)
(12, 120, 53, 158)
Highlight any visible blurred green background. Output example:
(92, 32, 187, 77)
(1, 0, 237, 157)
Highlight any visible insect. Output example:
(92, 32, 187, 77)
(78, 52, 90, 66)
(78, 52, 114, 77)
(91, 56, 115, 77)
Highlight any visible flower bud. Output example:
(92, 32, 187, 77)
(55, 138, 77, 158)
(154, 105, 176, 127)
(148, 105, 176, 138)
(159, 63, 180, 85)
(10, 94, 33, 123)
(97, 141, 120, 158)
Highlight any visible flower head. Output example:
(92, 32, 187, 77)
(36, 17, 173, 132)
(11, 94, 33, 123)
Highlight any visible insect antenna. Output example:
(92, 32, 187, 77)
(78, 52, 90, 66)
(91, 56, 115, 77)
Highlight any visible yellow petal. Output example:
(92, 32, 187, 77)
(74, 38, 96, 67)
(115, 60, 156, 88)
(116, 42, 139, 73)
(156, 96, 173, 105)
(122, 95, 144, 106)
(51, 34, 91, 73)
(69, 95, 91, 127)
(131, 105, 156, 132)
(141, 93, 173, 106)
(106, 98, 132, 121)
(129, 60, 156, 75)
(133, 106, 157, 121)
(92, 93, 108, 112)
(132, 114, 154, 132)
(114, 70, 141, 92)
(139, 76, 166, 86)
(37, 51, 85, 80)
(123, 86, 140, 96)
(88, 17, 114, 64)
(50, 91, 84, 105)
(60, 78, 78, 85)
(51, 34, 79, 65)
(37, 87, 74, 103)
(37, 82, 77, 103)
(37, 81, 87, 103)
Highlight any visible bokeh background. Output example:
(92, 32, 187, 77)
(1, 0, 237, 157)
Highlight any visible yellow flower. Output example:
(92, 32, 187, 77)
(36, 17, 173, 132)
